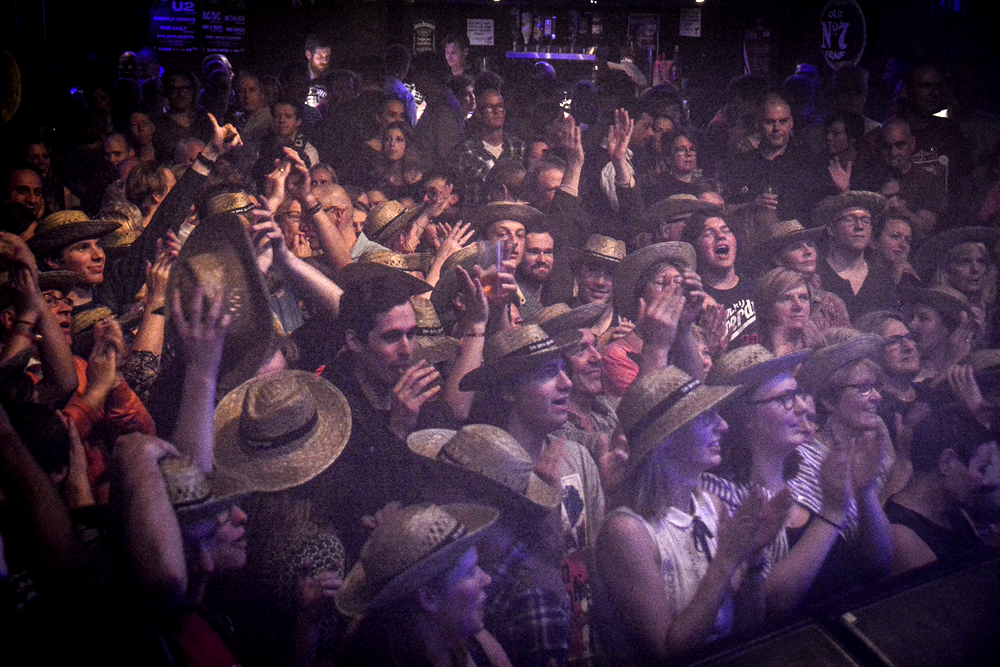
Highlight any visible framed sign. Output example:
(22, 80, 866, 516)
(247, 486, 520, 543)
(820, 0, 866, 70)
(628, 14, 659, 50)
(414, 20, 435, 54)
(468, 19, 494, 47)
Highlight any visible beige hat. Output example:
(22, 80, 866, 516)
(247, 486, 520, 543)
(751, 219, 826, 266)
(575, 234, 626, 267)
(205, 191, 255, 218)
(335, 503, 498, 617)
(900, 284, 975, 318)
(37, 270, 86, 294)
(411, 296, 461, 365)
(408, 424, 561, 511)
(213, 370, 351, 492)
(811, 191, 886, 229)
(613, 241, 697, 321)
(641, 194, 720, 227)
(912, 226, 999, 282)
(527, 301, 609, 335)
(459, 324, 582, 391)
(364, 201, 425, 243)
(618, 366, 741, 474)
(160, 454, 253, 524)
(708, 344, 810, 388)
(796, 333, 883, 395)
(465, 201, 545, 234)
(336, 249, 432, 297)
(28, 210, 121, 258)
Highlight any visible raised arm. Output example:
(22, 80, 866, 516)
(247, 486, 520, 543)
(558, 116, 585, 198)
(442, 265, 488, 422)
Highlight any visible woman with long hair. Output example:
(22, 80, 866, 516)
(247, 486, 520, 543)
(372, 120, 426, 205)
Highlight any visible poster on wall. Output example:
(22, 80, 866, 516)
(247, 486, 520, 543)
(414, 20, 436, 54)
(627, 14, 659, 50)
(468, 19, 494, 47)
(200, 1, 246, 55)
(151, 1, 246, 55)
(820, 0, 866, 69)
(151, 1, 198, 53)
(679, 8, 702, 38)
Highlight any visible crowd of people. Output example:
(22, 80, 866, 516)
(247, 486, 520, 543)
(2, 32, 1000, 666)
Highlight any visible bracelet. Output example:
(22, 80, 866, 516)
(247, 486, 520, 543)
(12, 329, 41, 343)
(149, 305, 166, 316)
(195, 152, 217, 168)
(814, 513, 843, 531)
(304, 201, 322, 217)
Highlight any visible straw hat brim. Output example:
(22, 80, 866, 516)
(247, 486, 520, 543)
(811, 191, 886, 228)
(912, 226, 999, 282)
(641, 197, 721, 226)
(465, 202, 546, 233)
(900, 286, 973, 316)
(213, 370, 352, 492)
(614, 242, 697, 321)
(538, 302, 610, 335)
(459, 329, 583, 392)
(708, 348, 811, 387)
(408, 429, 562, 511)
(416, 335, 461, 366)
(37, 270, 87, 294)
(752, 226, 826, 266)
(629, 384, 743, 475)
(28, 221, 121, 257)
(335, 503, 498, 617)
(573, 247, 624, 268)
(374, 205, 427, 244)
(336, 262, 431, 296)
(796, 334, 884, 395)
(173, 470, 254, 524)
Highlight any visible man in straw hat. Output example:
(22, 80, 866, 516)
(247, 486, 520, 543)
(640, 194, 722, 245)
(408, 424, 570, 666)
(462, 324, 605, 663)
(901, 284, 981, 386)
(595, 365, 792, 662)
(813, 190, 899, 320)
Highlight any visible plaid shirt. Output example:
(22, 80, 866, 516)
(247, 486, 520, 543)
(454, 133, 525, 207)
(484, 542, 571, 667)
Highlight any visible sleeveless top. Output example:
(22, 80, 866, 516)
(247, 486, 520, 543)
(884, 500, 989, 563)
(597, 491, 734, 663)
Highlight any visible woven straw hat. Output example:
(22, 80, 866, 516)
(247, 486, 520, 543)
(617, 366, 741, 473)
(100, 200, 145, 249)
(911, 226, 999, 282)
(214, 369, 351, 493)
(613, 241, 697, 321)
(364, 201, 425, 244)
(751, 219, 826, 266)
(811, 191, 886, 229)
(796, 333, 883, 395)
(575, 234, 626, 267)
(168, 212, 277, 396)
(465, 201, 545, 235)
(708, 344, 810, 388)
(205, 191, 255, 218)
(335, 502, 498, 617)
(71, 306, 113, 337)
(160, 455, 253, 524)
(459, 324, 582, 391)
(336, 249, 431, 297)
(408, 424, 561, 511)
(412, 296, 460, 365)
(527, 301, 609, 335)
(37, 270, 86, 294)
(27, 210, 121, 258)
(641, 194, 720, 227)
(900, 284, 975, 318)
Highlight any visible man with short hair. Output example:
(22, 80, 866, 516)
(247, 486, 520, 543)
(515, 230, 554, 318)
(304, 34, 332, 112)
(454, 89, 526, 207)
(5, 167, 45, 231)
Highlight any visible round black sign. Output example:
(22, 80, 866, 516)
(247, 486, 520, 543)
(820, 0, 866, 70)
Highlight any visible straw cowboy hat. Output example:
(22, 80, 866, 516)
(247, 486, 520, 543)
(364, 201, 426, 244)
(459, 324, 582, 391)
(408, 424, 562, 511)
(465, 201, 546, 234)
(613, 241, 697, 321)
(335, 502, 498, 617)
(526, 301, 609, 335)
(708, 344, 810, 387)
(168, 212, 277, 396)
(574, 234, 626, 268)
(796, 333, 883, 395)
(336, 248, 431, 297)
(214, 370, 351, 492)
(37, 270, 87, 294)
(751, 219, 826, 267)
(617, 366, 741, 473)
(204, 191, 256, 218)
(160, 455, 253, 524)
(811, 191, 886, 229)
(27, 210, 121, 259)
(641, 194, 720, 228)
(911, 226, 1000, 283)
(411, 296, 460, 366)
(900, 284, 975, 318)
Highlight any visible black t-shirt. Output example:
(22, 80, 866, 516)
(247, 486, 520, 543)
(704, 277, 760, 348)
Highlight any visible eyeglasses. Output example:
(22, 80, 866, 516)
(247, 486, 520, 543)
(281, 211, 303, 220)
(42, 292, 73, 308)
(750, 388, 809, 410)
(322, 205, 349, 218)
(884, 333, 915, 349)
(482, 104, 505, 113)
(841, 381, 881, 397)
(834, 213, 872, 227)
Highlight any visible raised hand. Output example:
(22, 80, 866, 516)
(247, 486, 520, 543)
(144, 241, 175, 312)
(828, 157, 853, 193)
(388, 360, 441, 440)
(636, 282, 686, 349)
(170, 285, 231, 372)
(607, 108, 634, 164)
(206, 112, 243, 157)
(435, 221, 474, 264)
(455, 265, 488, 329)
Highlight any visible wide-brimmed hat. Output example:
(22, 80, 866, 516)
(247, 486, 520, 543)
(811, 191, 886, 229)
(160, 454, 253, 524)
(364, 201, 425, 244)
(641, 194, 720, 227)
(708, 344, 810, 388)
(205, 191, 255, 218)
(335, 502, 498, 617)
(617, 366, 741, 473)
(751, 219, 826, 266)
(527, 301, 609, 335)
(408, 424, 561, 511)
(912, 226, 999, 282)
(459, 324, 582, 391)
(214, 370, 351, 492)
(465, 201, 545, 234)
(99, 200, 145, 249)
(613, 241, 697, 321)
(968, 349, 1000, 388)
(168, 212, 277, 396)
(27, 210, 121, 258)
(412, 296, 460, 365)
(796, 333, 883, 395)
(900, 284, 975, 318)
(336, 249, 431, 297)
(37, 270, 86, 294)
(575, 234, 626, 267)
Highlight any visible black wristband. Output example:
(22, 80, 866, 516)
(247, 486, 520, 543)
(195, 153, 217, 168)
(305, 201, 322, 217)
